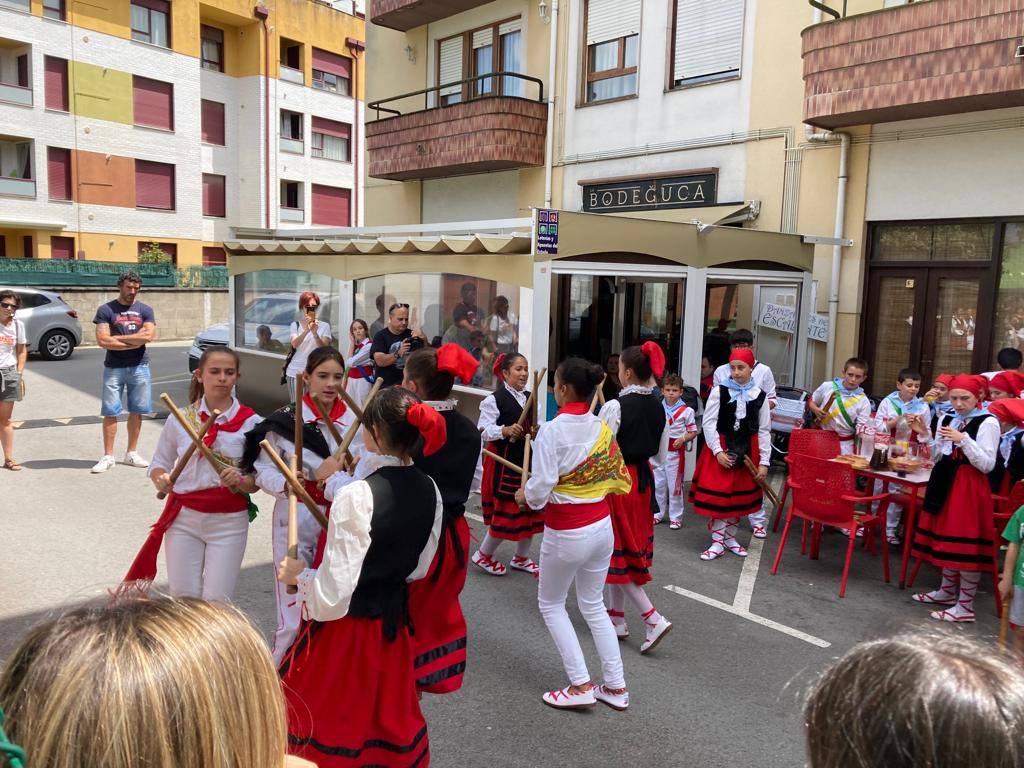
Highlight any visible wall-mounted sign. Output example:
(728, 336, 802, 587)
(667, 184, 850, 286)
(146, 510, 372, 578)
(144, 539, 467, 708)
(537, 209, 559, 255)
(758, 302, 831, 342)
(582, 172, 717, 214)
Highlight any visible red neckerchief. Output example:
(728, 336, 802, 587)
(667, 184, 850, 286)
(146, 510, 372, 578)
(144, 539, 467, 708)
(302, 393, 346, 424)
(556, 401, 590, 417)
(200, 404, 257, 448)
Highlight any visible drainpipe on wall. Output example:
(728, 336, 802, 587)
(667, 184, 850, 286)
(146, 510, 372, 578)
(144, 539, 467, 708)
(346, 37, 365, 226)
(254, 4, 271, 230)
(542, 0, 558, 208)
(805, 125, 850, 376)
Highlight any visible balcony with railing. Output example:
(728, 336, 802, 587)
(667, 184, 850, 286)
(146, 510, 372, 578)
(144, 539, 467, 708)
(803, 0, 1024, 128)
(0, 136, 34, 197)
(366, 72, 547, 181)
(371, 0, 493, 32)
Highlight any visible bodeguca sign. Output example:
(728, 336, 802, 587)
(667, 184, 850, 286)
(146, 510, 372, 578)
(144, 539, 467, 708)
(583, 173, 717, 214)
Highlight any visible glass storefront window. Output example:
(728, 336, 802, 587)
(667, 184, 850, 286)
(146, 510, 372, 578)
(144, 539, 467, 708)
(233, 270, 341, 355)
(993, 223, 1024, 365)
(354, 273, 521, 390)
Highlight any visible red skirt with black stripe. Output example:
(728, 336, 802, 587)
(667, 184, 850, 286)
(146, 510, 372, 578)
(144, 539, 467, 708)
(912, 466, 994, 572)
(689, 436, 763, 520)
(281, 617, 429, 768)
(606, 465, 653, 586)
(408, 516, 469, 694)
(480, 448, 544, 541)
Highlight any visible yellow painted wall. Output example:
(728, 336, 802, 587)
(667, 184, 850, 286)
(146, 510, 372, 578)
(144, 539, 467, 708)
(70, 61, 133, 124)
(0, 229, 37, 258)
(2, 230, 206, 265)
(364, 181, 422, 227)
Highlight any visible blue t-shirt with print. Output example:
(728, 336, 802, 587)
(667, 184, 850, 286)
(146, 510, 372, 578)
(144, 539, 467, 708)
(93, 300, 155, 368)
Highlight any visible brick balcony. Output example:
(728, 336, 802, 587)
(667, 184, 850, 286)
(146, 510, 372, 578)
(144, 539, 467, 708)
(802, 0, 1024, 129)
(365, 97, 547, 181)
(370, 0, 494, 32)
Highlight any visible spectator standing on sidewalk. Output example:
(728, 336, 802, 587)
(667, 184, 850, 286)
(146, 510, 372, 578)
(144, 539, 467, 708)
(91, 270, 156, 474)
(0, 290, 27, 471)
(371, 302, 426, 388)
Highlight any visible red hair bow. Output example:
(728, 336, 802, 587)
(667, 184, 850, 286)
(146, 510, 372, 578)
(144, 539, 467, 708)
(406, 402, 447, 456)
(641, 341, 666, 380)
(437, 343, 479, 385)
(492, 352, 507, 380)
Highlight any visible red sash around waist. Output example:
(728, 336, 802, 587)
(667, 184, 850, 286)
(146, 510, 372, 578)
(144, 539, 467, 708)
(303, 479, 328, 508)
(544, 500, 610, 531)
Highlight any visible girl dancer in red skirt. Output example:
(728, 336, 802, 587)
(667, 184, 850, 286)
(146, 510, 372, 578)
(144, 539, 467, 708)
(277, 386, 445, 768)
(402, 344, 481, 695)
(690, 348, 771, 561)
(474, 352, 541, 576)
(598, 343, 672, 654)
(909, 374, 998, 623)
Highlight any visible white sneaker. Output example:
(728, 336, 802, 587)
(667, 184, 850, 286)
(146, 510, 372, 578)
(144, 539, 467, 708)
(593, 684, 629, 711)
(91, 455, 116, 474)
(123, 451, 150, 468)
(541, 686, 596, 711)
(640, 617, 672, 654)
(471, 550, 507, 576)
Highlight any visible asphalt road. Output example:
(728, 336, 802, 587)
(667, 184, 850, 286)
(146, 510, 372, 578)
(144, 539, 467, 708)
(2, 343, 1005, 767)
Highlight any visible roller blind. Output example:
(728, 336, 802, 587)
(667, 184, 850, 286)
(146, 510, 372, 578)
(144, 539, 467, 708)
(674, 0, 744, 82)
(472, 28, 492, 49)
(587, 0, 640, 46)
(132, 76, 174, 131)
(201, 99, 225, 145)
(498, 18, 521, 36)
(312, 184, 350, 226)
(312, 116, 350, 139)
(311, 47, 351, 78)
(47, 147, 71, 201)
(135, 160, 175, 210)
(202, 173, 225, 217)
(439, 36, 463, 95)
(44, 56, 69, 111)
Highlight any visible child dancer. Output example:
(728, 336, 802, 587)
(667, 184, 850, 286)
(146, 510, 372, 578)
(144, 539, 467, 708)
(516, 357, 632, 711)
(599, 343, 672, 653)
(277, 387, 443, 768)
(691, 348, 772, 561)
(126, 347, 260, 601)
(243, 346, 354, 663)
(652, 373, 697, 530)
(924, 373, 954, 434)
(402, 344, 481, 694)
(807, 358, 872, 454)
(345, 318, 374, 405)
(474, 352, 541, 576)
(985, 398, 1024, 496)
(875, 368, 929, 545)
(909, 374, 998, 623)
(987, 371, 1024, 401)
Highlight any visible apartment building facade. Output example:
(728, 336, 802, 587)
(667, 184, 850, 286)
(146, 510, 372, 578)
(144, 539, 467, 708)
(0, 0, 363, 266)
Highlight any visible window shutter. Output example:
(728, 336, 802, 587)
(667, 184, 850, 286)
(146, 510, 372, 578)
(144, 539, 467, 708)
(674, 0, 744, 82)
(135, 160, 175, 209)
(311, 48, 351, 78)
(133, 76, 174, 131)
(587, 0, 640, 45)
(202, 174, 225, 217)
(498, 18, 521, 36)
(44, 56, 69, 111)
(472, 29, 492, 49)
(439, 37, 463, 95)
(312, 116, 350, 139)
(202, 246, 226, 266)
(50, 236, 74, 260)
(47, 147, 72, 201)
(311, 184, 350, 226)
(201, 99, 225, 145)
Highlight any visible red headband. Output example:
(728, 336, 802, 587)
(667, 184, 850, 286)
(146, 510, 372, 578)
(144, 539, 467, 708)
(406, 402, 447, 456)
(948, 374, 987, 400)
(989, 398, 1024, 427)
(640, 341, 666, 379)
(990, 372, 1023, 398)
(934, 373, 954, 387)
(436, 343, 478, 385)
(729, 348, 756, 368)
(492, 352, 507, 381)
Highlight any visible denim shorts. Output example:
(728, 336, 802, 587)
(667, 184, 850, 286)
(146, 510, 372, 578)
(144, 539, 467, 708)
(101, 363, 152, 416)
(0, 367, 21, 403)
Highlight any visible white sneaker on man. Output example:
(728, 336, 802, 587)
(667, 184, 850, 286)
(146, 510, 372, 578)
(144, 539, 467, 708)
(91, 455, 116, 474)
(123, 451, 150, 468)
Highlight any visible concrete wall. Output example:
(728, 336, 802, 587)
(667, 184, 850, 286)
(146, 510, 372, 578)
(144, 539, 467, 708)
(51, 287, 228, 345)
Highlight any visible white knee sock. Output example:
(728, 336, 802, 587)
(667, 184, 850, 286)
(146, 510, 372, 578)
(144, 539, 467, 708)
(953, 571, 981, 617)
(515, 538, 532, 559)
(607, 584, 626, 625)
(622, 583, 662, 626)
(479, 532, 501, 557)
(706, 518, 728, 554)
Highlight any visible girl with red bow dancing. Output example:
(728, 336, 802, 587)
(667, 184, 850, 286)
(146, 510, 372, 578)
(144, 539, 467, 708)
(125, 347, 261, 601)
(598, 342, 672, 654)
(402, 344, 482, 694)
(690, 348, 771, 561)
(474, 352, 541, 576)
(243, 346, 355, 663)
(909, 374, 998, 623)
(277, 387, 444, 768)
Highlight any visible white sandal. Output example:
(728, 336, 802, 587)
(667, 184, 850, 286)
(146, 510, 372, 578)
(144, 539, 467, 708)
(472, 550, 507, 576)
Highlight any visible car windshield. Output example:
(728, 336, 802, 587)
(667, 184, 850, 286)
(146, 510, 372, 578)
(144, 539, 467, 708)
(245, 298, 296, 326)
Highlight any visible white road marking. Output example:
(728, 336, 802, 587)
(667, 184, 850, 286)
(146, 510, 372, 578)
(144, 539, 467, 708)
(733, 536, 764, 611)
(664, 584, 831, 648)
(466, 512, 484, 523)
(152, 375, 192, 385)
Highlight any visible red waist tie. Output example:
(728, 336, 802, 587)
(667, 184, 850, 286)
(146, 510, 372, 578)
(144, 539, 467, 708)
(303, 480, 328, 508)
(672, 444, 688, 497)
(544, 500, 610, 531)
(122, 486, 247, 584)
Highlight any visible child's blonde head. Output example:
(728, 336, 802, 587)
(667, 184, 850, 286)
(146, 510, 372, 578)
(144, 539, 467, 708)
(0, 597, 287, 768)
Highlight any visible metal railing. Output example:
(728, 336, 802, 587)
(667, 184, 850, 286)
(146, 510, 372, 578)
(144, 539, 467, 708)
(0, 258, 228, 288)
(809, 0, 919, 20)
(368, 71, 544, 120)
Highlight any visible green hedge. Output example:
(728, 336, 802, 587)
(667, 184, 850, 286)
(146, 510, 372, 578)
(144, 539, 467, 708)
(0, 258, 227, 289)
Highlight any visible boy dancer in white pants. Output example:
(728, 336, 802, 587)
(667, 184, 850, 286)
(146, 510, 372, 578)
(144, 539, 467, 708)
(653, 374, 697, 529)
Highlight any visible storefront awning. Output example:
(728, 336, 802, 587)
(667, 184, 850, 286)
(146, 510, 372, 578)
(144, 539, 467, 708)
(606, 201, 759, 226)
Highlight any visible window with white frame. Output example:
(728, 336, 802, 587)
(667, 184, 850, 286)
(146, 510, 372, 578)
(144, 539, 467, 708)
(583, 0, 640, 103)
(671, 0, 744, 88)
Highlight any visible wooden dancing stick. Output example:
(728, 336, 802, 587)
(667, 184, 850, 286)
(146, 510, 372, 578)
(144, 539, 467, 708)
(157, 408, 219, 500)
(813, 392, 837, 428)
(742, 455, 780, 509)
(515, 368, 547, 427)
(334, 386, 364, 423)
(259, 440, 328, 530)
(294, 375, 305, 461)
(285, 454, 300, 595)
(160, 394, 239, 493)
(311, 394, 345, 445)
(531, 369, 544, 425)
(334, 378, 383, 460)
(1000, 595, 1011, 651)
(589, 376, 607, 414)
(518, 435, 532, 508)
(483, 448, 530, 479)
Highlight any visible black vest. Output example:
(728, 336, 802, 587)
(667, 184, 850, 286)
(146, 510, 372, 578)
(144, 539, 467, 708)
(990, 431, 1024, 493)
(616, 391, 666, 492)
(414, 408, 480, 518)
(347, 465, 437, 640)
(490, 385, 532, 500)
(715, 385, 767, 461)
(924, 413, 991, 514)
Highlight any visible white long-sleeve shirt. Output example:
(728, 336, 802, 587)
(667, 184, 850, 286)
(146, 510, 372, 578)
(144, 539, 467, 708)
(598, 385, 670, 466)
(525, 411, 606, 509)
(149, 397, 262, 494)
(477, 382, 528, 442)
(811, 380, 872, 438)
(702, 385, 772, 466)
(930, 412, 1000, 473)
(345, 339, 372, 370)
(713, 362, 777, 402)
(295, 457, 443, 622)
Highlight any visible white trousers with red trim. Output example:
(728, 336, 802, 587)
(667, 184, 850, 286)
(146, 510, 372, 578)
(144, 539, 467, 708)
(271, 496, 323, 665)
(653, 452, 685, 523)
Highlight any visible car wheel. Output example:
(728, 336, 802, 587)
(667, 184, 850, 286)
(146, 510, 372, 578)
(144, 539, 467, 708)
(39, 329, 75, 361)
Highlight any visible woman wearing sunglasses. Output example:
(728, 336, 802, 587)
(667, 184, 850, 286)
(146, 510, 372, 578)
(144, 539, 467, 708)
(285, 291, 333, 399)
(0, 290, 27, 471)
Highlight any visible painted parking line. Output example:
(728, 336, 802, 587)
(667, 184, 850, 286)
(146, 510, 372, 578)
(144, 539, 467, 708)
(13, 412, 168, 430)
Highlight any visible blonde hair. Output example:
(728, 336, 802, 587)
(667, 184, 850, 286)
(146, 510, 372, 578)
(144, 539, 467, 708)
(0, 597, 287, 768)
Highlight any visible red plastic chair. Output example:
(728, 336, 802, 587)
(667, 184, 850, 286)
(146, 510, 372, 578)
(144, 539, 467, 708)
(770, 455, 890, 597)
(771, 429, 841, 532)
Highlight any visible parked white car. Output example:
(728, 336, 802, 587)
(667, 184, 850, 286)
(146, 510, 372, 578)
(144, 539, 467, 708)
(2, 287, 83, 360)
